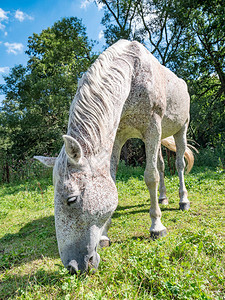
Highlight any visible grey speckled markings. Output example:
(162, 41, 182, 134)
(34, 39, 195, 274)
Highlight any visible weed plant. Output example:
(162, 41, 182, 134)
(0, 162, 224, 299)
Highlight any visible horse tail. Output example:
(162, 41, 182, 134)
(161, 136, 198, 174)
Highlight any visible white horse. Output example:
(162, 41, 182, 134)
(35, 40, 194, 274)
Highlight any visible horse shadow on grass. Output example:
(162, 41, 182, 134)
(0, 215, 82, 299)
(0, 216, 59, 271)
(0, 203, 178, 269)
(0, 203, 181, 298)
(112, 203, 179, 219)
(0, 200, 179, 272)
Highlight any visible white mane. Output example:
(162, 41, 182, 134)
(67, 40, 132, 155)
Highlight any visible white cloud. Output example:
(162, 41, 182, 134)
(0, 9, 33, 37)
(80, 0, 89, 9)
(0, 66, 9, 73)
(96, 2, 104, 10)
(15, 10, 25, 22)
(4, 42, 24, 55)
(0, 8, 9, 36)
(80, 0, 104, 11)
(0, 8, 9, 21)
(0, 23, 5, 31)
(98, 30, 104, 40)
(15, 9, 34, 22)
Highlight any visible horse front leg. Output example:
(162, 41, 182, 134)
(144, 114, 167, 239)
(158, 147, 169, 205)
(174, 121, 190, 211)
(99, 137, 123, 248)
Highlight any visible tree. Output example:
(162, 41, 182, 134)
(170, 0, 225, 155)
(97, 0, 189, 66)
(0, 17, 96, 163)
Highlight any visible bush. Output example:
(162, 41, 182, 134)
(194, 147, 224, 169)
(0, 156, 52, 184)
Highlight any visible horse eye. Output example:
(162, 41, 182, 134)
(67, 196, 80, 206)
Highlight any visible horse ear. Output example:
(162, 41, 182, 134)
(34, 156, 57, 167)
(63, 135, 83, 164)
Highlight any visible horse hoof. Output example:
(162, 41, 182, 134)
(159, 198, 169, 205)
(150, 228, 167, 240)
(99, 237, 111, 248)
(179, 202, 190, 211)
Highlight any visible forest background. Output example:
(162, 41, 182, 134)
(0, 0, 224, 183)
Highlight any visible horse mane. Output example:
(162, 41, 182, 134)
(67, 40, 133, 155)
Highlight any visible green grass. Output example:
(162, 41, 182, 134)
(0, 163, 224, 299)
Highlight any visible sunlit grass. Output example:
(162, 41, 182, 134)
(0, 164, 224, 299)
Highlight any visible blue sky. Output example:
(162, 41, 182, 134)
(0, 0, 105, 101)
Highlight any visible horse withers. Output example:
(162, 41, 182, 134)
(35, 40, 194, 274)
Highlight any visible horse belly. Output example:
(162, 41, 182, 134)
(117, 111, 148, 142)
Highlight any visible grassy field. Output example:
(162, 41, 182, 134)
(0, 163, 224, 299)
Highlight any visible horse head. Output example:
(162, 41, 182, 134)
(35, 135, 118, 274)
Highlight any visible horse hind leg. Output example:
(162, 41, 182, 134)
(174, 122, 190, 211)
(158, 147, 169, 205)
(144, 114, 167, 239)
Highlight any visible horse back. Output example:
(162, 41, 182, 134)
(117, 40, 190, 140)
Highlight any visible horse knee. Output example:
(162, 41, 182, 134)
(144, 168, 159, 187)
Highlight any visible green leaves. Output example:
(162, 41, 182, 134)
(0, 17, 95, 171)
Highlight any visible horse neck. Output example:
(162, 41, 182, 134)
(67, 94, 125, 167)
(67, 71, 132, 163)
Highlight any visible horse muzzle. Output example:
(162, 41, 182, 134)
(67, 252, 100, 274)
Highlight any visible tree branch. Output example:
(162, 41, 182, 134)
(102, 0, 123, 29)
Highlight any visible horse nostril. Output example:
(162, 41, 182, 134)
(68, 260, 79, 275)
(88, 256, 94, 267)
